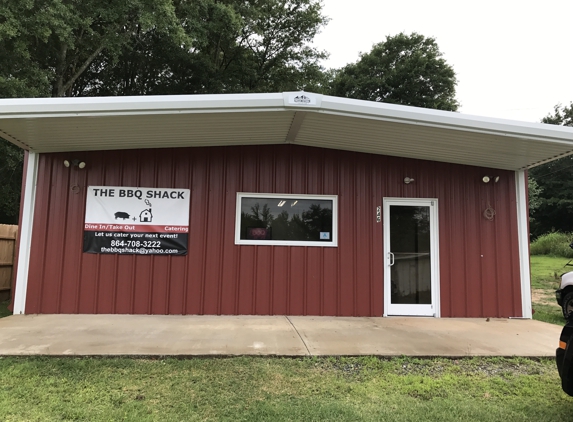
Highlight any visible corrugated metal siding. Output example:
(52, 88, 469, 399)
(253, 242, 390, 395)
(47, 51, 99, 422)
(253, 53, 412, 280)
(25, 145, 522, 317)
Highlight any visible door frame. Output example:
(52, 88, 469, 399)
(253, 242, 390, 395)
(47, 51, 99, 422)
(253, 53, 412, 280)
(383, 197, 440, 317)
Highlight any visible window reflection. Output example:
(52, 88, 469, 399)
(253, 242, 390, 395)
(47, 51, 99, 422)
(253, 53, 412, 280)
(240, 197, 333, 242)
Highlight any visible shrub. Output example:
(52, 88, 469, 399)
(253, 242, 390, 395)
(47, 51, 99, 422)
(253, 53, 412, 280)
(530, 231, 573, 257)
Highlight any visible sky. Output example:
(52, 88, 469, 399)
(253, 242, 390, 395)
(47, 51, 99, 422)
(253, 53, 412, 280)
(312, 0, 573, 123)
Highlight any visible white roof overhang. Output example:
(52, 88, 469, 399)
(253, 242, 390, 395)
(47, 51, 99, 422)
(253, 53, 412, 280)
(1, 92, 573, 171)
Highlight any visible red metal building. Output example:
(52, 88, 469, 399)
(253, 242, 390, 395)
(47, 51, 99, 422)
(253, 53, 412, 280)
(3, 92, 573, 318)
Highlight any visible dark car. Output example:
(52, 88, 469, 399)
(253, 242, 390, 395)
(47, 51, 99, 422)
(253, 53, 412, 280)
(557, 318, 573, 396)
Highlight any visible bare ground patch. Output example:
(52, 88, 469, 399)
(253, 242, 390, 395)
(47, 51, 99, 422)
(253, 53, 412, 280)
(532, 289, 559, 307)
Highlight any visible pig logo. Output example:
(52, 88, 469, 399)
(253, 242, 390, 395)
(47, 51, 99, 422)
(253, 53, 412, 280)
(114, 211, 130, 220)
(139, 209, 153, 223)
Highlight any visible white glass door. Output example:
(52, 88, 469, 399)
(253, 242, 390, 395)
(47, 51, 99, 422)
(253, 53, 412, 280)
(384, 198, 439, 317)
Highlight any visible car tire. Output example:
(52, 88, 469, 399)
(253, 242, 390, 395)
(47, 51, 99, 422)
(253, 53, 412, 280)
(563, 292, 573, 319)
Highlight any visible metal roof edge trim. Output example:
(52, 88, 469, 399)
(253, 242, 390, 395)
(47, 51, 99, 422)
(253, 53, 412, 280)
(318, 95, 573, 144)
(0, 107, 290, 120)
(0, 129, 30, 150)
(0, 92, 286, 117)
(525, 151, 573, 169)
(1, 91, 572, 145)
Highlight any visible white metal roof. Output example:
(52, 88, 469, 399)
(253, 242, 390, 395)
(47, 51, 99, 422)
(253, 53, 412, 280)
(1, 91, 573, 170)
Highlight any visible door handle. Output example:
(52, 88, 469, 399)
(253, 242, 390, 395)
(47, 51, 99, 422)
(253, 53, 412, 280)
(388, 252, 395, 266)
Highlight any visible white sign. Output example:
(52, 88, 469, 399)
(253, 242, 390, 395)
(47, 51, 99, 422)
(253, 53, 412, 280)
(83, 186, 190, 255)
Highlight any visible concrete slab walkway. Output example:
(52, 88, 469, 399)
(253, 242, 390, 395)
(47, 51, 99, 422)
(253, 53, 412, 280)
(0, 314, 562, 357)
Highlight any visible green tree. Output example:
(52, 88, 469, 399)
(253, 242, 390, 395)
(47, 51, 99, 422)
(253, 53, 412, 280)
(529, 103, 573, 236)
(0, 140, 23, 224)
(542, 102, 573, 126)
(74, 0, 328, 96)
(328, 32, 459, 111)
(0, 0, 186, 98)
(528, 177, 542, 223)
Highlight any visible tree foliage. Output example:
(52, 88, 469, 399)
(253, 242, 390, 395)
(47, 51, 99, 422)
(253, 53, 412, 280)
(328, 32, 459, 111)
(0, 0, 328, 99)
(528, 177, 542, 223)
(0, 139, 24, 224)
(0, 0, 186, 98)
(542, 102, 573, 127)
(529, 102, 573, 237)
(74, 0, 329, 96)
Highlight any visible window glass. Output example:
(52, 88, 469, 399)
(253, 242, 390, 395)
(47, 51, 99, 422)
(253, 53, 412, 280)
(236, 194, 337, 246)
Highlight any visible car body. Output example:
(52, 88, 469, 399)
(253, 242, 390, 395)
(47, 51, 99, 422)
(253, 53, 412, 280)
(556, 269, 573, 319)
(557, 319, 573, 396)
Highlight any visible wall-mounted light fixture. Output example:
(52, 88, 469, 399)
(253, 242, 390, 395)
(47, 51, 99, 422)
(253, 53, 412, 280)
(64, 159, 86, 169)
(482, 176, 500, 184)
(404, 177, 414, 184)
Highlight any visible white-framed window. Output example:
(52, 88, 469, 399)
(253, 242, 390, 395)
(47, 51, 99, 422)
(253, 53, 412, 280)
(235, 193, 338, 247)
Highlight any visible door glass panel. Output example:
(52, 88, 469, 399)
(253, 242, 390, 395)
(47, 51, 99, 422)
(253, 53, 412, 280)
(390, 205, 431, 304)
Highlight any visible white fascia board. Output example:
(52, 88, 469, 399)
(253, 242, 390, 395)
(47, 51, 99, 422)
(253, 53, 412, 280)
(1, 91, 573, 146)
(0, 128, 30, 150)
(318, 95, 573, 145)
(0, 93, 286, 119)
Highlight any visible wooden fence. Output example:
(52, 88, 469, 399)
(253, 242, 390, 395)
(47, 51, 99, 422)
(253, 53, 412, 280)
(0, 225, 18, 301)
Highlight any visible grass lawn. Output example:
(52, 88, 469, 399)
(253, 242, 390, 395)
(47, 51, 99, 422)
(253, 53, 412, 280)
(0, 356, 571, 422)
(530, 255, 569, 325)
